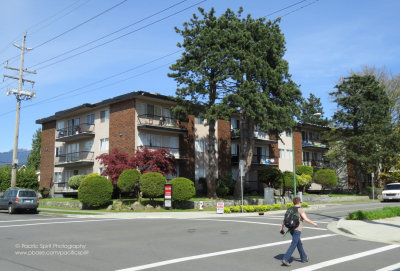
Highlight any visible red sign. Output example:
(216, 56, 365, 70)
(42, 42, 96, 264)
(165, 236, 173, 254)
(165, 184, 172, 199)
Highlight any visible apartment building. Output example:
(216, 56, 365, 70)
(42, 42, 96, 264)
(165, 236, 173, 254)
(36, 90, 334, 197)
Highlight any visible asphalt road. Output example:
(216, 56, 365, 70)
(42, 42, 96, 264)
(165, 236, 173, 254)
(0, 201, 399, 271)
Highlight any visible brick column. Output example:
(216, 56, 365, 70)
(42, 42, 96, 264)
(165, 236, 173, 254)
(293, 130, 303, 171)
(40, 121, 56, 188)
(109, 99, 136, 155)
(179, 115, 195, 181)
(218, 119, 231, 178)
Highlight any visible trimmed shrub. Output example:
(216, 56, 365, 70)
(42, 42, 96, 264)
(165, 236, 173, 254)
(258, 167, 283, 188)
(224, 207, 231, 213)
(139, 172, 166, 200)
(297, 174, 312, 187)
(296, 165, 313, 176)
(169, 177, 195, 202)
(282, 171, 300, 189)
(78, 175, 113, 208)
(68, 175, 86, 190)
(314, 169, 338, 189)
(117, 169, 141, 193)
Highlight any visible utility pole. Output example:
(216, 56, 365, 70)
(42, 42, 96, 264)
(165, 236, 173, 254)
(3, 31, 36, 189)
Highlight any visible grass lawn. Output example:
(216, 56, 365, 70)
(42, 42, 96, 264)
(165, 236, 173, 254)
(346, 206, 400, 220)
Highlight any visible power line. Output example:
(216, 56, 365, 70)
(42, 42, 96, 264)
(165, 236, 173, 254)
(32, 0, 206, 71)
(33, 0, 128, 50)
(0, 0, 91, 64)
(264, 0, 308, 17)
(0, 50, 182, 117)
(281, 0, 320, 18)
(28, 0, 189, 69)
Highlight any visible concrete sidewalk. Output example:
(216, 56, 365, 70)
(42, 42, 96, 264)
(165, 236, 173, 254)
(328, 216, 400, 244)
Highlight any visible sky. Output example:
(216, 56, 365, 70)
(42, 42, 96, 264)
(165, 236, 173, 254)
(0, 0, 399, 152)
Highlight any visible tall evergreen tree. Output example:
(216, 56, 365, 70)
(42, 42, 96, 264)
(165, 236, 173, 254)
(223, 16, 301, 197)
(299, 93, 329, 126)
(26, 129, 41, 170)
(168, 8, 238, 198)
(329, 74, 400, 191)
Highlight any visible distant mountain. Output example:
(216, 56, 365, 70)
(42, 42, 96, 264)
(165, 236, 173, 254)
(0, 149, 30, 166)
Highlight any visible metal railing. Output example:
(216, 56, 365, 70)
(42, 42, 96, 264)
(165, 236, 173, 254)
(232, 154, 276, 165)
(303, 160, 325, 167)
(302, 141, 328, 148)
(231, 128, 270, 140)
(137, 114, 181, 129)
(55, 151, 94, 164)
(57, 123, 95, 138)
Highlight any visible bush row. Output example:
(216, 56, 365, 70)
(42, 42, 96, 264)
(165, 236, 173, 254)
(346, 206, 400, 220)
(224, 202, 309, 213)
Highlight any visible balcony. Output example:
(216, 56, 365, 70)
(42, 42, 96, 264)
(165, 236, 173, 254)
(138, 145, 186, 160)
(302, 141, 328, 149)
(56, 123, 95, 142)
(303, 160, 325, 168)
(55, 151, 94, 167)
(53, 182, 76, 193)
(231, 129, 277, 144)
(231, 154, 277, 165)
(137, 114, 187, 134)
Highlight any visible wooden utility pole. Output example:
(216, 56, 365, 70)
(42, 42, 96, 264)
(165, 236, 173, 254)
(3, 31, 36, 189)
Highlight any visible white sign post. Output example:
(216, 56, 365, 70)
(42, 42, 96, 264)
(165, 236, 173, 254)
(239, 160, 245, 213)
(371, 172, 375, 200)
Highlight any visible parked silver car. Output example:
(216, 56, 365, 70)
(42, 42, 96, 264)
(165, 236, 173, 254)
(382, 183, 400, 202)
(0, 189, 39, 214)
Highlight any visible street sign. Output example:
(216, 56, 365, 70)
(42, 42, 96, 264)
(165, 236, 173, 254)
(217, 202, 224, 214)
(164, 183, 172, 209)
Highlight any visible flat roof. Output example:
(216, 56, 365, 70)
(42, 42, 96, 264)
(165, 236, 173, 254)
(36, 91, 174, 124)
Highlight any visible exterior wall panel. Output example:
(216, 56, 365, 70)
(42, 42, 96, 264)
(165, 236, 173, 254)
(40, 121, 56, 188)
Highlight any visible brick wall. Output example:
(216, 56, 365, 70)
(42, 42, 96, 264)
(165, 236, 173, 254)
(269, 134, 279, 166)
(109, 99, 136, 155)
(217, 119, 231, 178)
(293, 130, 303, 171)
(40, 121, 56, 188)
(179, 115, 195, 180)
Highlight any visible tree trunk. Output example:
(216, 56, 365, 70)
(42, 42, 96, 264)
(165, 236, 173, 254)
(233, 114, 255, 198)
(206, 118, 218, 199)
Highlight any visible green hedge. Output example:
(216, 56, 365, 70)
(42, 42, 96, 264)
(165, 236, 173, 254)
(346, 206, 400, 220)
(68, 175, 86, 190)
(296, 165, 313, 176)
(169, 177, 195, 202)
(314, 169, 338, 189)
(139, 172, 166, 200)
(78, 175, 113, 208)
(118, 169, 141, 193)
(224, 202, 309, 213)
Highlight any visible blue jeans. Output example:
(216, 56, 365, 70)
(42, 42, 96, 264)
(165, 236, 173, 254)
(282, 230, 307, 262)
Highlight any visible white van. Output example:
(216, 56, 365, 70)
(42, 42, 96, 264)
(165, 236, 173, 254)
(382, 183, 400, 202)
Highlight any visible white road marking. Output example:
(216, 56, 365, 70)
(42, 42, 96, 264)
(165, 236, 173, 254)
(0, 218, 124, 228)
(375, 262, 400, 271)
(193, 218, 328, 230)
(255, 217, 330, 224)
(0, 217, 81, 223)
(115, 234, 338, 271)
(292, 244, 400, 271)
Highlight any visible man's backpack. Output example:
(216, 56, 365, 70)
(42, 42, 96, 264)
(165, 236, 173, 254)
(284, 207, 300, 230)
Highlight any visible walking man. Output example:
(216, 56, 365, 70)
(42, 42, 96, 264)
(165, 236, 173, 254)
(280, 197, 318, 266)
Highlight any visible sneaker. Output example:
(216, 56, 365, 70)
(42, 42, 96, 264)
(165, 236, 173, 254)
(282, 260, 291, 266)
(302, 257, 309, 263)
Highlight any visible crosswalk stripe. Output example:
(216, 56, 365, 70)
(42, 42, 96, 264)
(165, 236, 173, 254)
(292, 244, 400, 271)
(375, 262, 400, 271)
(115, 234, 338, 271)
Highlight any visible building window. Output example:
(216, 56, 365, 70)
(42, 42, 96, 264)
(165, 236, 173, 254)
(286, 130, 292, 137)
(195, 167, 206, 180)
(54, 172, 62, 183)
(100, 109, 109, 123)
(195, 139, 205, 153)
(55, 146, 63, 157)
(86, 114, 95, 125)
(100, 138, 109, 152)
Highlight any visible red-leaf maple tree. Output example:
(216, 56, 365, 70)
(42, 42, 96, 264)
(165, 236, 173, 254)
(96, 147, 176, 184)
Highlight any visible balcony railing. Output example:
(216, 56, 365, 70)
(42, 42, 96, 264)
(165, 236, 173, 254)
(53, 182, 76, 193)
(232, 154, 276, 165)
(57, 123, 95, 139)
(137, 114, 182, 129)
(303, 160, 325, 168)
(231, 128, 272, 141)
(302, 141, 328, 148)
(55, 151, 94, 166)
(138, 145, 184, 159)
